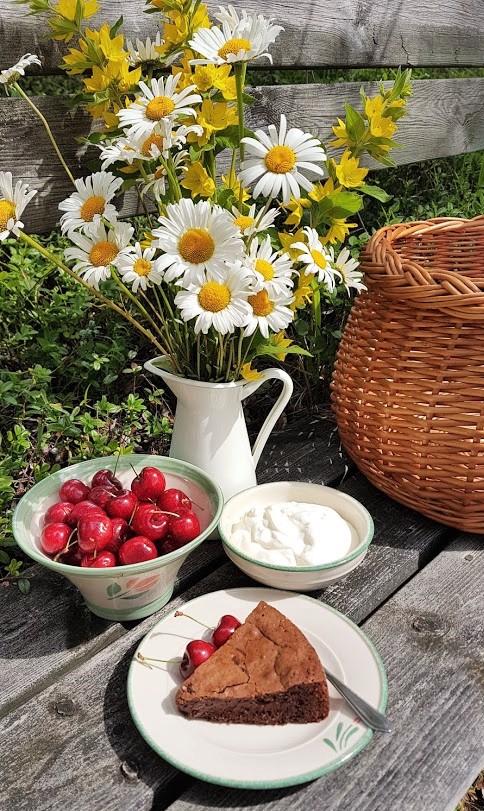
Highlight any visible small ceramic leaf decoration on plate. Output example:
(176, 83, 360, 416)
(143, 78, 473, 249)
(127, 587, 388, 789)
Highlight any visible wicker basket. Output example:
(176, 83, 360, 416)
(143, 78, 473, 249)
(331, 215, 484, 533)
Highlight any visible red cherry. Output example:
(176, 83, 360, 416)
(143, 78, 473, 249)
(43, 502, 73, 526)
(80, 553, 97, 568)
(40, 523, 72, 556)
(179, 639, 217, 679)
(91, 469, 122, 490)
(158, 534, 187, 555)
(157, 488, 192, 513)
(131, 466, 166, 501)
(106, 517, 131, 554)
(89, 485, 117, 510)
(131, 503, 170, 541)
(169, 511, 200, 545)
(118, 536, 158, 565)
(59, 546, 83, 567)
(67, 500, 105, 528)
(77, 514, 113, 554)
(106, 489, 138, 521)
(212, 614, 241, 648)
(89, 551, 117, 568)
(59, 479, 90, 504)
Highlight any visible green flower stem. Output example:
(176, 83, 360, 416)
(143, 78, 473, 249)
(158, 155, 182, 202)
(13, 82, 76, 187)
(234, 61, 247, 208)
(18, 231, 166, 354)
(206, 149, 216, 184)
(108, 268, 167, 342)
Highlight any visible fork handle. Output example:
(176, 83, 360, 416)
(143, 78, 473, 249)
(325, 668, 391, 733)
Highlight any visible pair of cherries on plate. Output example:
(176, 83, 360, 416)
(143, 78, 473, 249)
(138, 611, 241, 678)
(40, 466, 201, 568)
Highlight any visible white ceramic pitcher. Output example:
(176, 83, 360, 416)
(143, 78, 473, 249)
(144, 356, 293, 501)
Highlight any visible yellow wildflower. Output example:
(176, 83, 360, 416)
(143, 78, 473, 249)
(180, 162, 215, 198)
(62, 45, 90, 75)
(278, 229, 306, 262)
(364, 95, 386, 120)
(321, 219, 357, 245)
(140, 230, 156, 250)
(331, 118, 355, 149)
(269, 331, 293, 361)
(159, 5, 210, 48)
(83, 60, 141, 96)
(283, 196, 311, 227)
(54, 0, 98, 22)
(241, 363, 262, 382)
(188, 99, 238, 146)
(173, 60, 236, 100)
(369, 113, 397, 140)
(335, 150, 369, 189)
(291, 273, 314, 310)
(221, 172, 249, 204)
(309, 178, 341, 202)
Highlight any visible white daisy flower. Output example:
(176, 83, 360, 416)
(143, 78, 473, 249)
(98, 137, 144, 170)
(248, 235, 294, 296)
(231, 203, 279, 237)
(142, 150, 188, 203)
(58, 172, 122, 233)
(189, 5, 283, 65)
(239, 114, 326, 205)
(174, 262, 252, 335)
(333, 248, 366, 294)
(117, 76, 202, 141)
(0, 172, 37, 241)
(152, 198, 245, 286)
(292, 227, 341, 292)
(0, 53, 41, 85)
(127, 33, 164, 66)
(245, 287, 294, 339)
(64, 221, 134, 289)
(118, 243, 165, 293)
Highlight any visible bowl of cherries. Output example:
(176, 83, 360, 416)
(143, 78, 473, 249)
(12, 454, 223, 620)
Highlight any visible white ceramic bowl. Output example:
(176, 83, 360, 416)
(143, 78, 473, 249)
(12, 454, 223, 621)
(219, 481, 374, 591)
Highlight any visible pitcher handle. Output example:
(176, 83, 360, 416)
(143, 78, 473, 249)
(241, 368, 293, 468)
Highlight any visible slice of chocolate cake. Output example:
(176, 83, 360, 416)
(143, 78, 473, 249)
(175, 601, 330, 724)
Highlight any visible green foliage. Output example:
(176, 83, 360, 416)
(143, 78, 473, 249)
(0, 235, 172, 586)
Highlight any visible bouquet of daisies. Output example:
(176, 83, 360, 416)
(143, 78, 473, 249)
(2, 0, 411, 382)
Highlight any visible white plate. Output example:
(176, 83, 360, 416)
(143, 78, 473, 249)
(127, 587, 388, 789)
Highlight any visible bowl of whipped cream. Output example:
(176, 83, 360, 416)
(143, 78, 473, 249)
(219, 481, 374, 590)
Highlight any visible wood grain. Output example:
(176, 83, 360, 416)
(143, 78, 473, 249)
(0, 471, 453, 810)
(163, 535, 484, 811)
(0, 417, 347, 717)
(2, 0, 484, 70)
(2, 78, 483, 233)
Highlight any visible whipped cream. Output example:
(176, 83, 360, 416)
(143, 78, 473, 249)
(230, 501, 354, 567)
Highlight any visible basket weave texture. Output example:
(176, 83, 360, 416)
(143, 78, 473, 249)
(331, 215, 484, 533)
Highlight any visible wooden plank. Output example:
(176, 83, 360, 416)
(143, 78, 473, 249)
(2, 78, 483, 233)
(166, 535, 484, 811)
(0, 416, 347, 717)
(0, 473, 453, 810)
(2, 0, 484, 70)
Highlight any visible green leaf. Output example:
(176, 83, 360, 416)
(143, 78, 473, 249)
(106, 582, 122, 597)
(253, 343, 312, 360)
(344, 104, 366, 142)
(295, 319, 310, 336)
(336, 721, 343, 741)
(0, 550, 10, 564)
(323, 738, 337, 753)
(316, 191, 363, 224)
(18, 578, 31, 595)
(358, 184, 392, 202)
(110, 15, 124, 37)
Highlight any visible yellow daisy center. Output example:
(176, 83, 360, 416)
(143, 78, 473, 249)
(255, 258, 275, 281)
(89, 241, 119, 267)
(133, 258, 152, 277)
(198, 281, 231, 312)
(178, 228, 215, 264)
(310, 249, 327, 270)
(80, 195, 106, 222)
(265, 145, 297, 174)
(0, 200, 16, 231)
(233, 215, 255, 232)
(249, 289, 274, 317)
(154, 167, 166, 180)
(145, 95, 176, 121)
(218, 37, 251, 60)
(141, 133, 165, 157)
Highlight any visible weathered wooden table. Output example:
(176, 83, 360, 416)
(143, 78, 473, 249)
(1, 417, 483, 811)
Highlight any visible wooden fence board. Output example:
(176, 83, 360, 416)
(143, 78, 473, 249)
(163, 535, 484, 811)
(2, 0, 484, 70)
(1, 78, 483, 234)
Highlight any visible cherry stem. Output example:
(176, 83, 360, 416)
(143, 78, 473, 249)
(53, 529, 78, 562)
(130, 463, 139, 478)
(136, 652, 181, 665)
(174, 610, 214, 631)
(191, 499, 205, 511)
